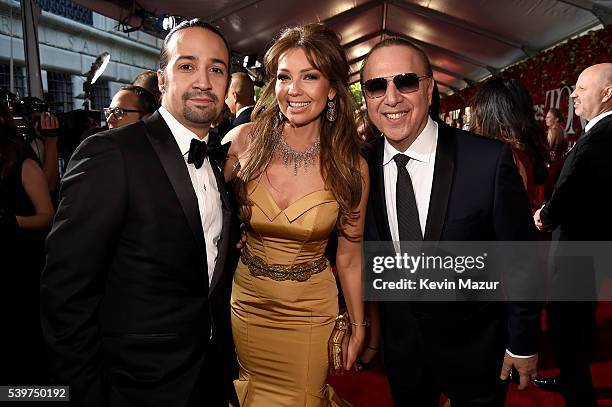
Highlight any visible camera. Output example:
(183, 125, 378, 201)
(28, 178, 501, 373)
(2, 89, 102, 141)
(2, 91, 50, 142)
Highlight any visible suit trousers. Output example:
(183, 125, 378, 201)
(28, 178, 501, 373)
(547, 301, 597, 407)
(385, 348, 509, 407)
(380, 303, 509, 407)
(188, 339, 239, 407)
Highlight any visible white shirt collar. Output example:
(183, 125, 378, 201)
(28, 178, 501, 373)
(235, 105, 254, 118)
(383, 117, 438, 166)
(585, 110, 612, 133)
(158, 106, 209, 156)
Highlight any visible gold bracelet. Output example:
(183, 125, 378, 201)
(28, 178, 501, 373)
(350, 320, 369, 327)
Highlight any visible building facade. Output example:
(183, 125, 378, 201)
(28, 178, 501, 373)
(0, 0, 161, 113)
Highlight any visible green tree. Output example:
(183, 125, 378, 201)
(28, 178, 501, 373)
(349, 82, 363, 108)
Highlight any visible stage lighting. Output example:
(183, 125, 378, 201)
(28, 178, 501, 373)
(154, 15, 178, 32)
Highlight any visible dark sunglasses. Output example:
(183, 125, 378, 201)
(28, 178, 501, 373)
(103, 107, 145, 120)
(362, 73, 431, 99)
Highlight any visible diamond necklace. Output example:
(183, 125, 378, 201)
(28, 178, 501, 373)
(276, 133, 320, 176)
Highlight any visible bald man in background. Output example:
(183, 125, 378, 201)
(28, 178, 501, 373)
(225, 72, 255, 132)
(535, 63, 612, 407)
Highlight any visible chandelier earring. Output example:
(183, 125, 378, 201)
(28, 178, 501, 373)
(326, 98, 337, 122)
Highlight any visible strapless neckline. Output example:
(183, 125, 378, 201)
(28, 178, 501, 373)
(256, 184, 329, 211)
(249, 181, 336, 222)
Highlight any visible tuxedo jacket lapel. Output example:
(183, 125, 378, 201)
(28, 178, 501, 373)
(551, 115, 609, 199)
(143, 112, 208, 273)
(424, 125, 455, 241)
(583, 114, 612, 138)
(555, 140, 579, 183)
(208, 158, 231, 295)
(370, 137, 393, 241)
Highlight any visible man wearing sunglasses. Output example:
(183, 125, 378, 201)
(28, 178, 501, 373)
(105, 85, 159, 129)
(361, 38, 540, 406)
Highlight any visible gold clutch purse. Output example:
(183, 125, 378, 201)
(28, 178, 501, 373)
(328, 312, 350, 375)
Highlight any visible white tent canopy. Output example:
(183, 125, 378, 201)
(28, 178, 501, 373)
(71, 0, 610, 94)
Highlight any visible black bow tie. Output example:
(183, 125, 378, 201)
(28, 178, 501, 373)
(186, 138, 231, 169)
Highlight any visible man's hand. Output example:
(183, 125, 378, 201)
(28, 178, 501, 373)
(500, 353, 538, 390)
(235, 223, 247, 249)
(533, 206, 544, 231)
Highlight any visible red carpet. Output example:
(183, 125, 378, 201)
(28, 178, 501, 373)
(329, 302, 612, 406)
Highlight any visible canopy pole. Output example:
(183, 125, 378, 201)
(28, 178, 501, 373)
(9, 3, 14, 93)
(20, 0, 43, 98)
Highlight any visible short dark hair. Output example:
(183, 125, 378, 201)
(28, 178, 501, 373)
(359, 37, 433, 84)
(230, 71, 255, 104)
(158, 19, 231, 71)
(119, 85, 159, 114)
(132, 70, 161, 102)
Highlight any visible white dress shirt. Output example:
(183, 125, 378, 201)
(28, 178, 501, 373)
(382, 118, 534, 358)
(158, 107, 223, 285)
(235, 105, 254, 119)
(383, 117, 438, 246)
(584, 110, 612, 133)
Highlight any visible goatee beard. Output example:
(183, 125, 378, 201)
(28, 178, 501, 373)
(182, 90, 219, 124)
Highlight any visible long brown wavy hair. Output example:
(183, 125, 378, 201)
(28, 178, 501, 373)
(469, 76, 550, 172)
(235, 23, 363, 238)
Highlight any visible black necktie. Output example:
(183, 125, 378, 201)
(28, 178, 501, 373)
(187, 138, 230, 169)
(394, 154, 423, 242)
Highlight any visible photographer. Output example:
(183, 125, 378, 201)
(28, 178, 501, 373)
(1, 101, 54, 384)
(8, 94, 61, 193)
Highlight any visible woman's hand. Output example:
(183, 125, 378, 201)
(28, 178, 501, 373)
(343, 326, 365, 370)
(36, 112, 60, 139)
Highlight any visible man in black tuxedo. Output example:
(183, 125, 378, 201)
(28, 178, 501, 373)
(225, 72, 255, 132)
(361, 38, 540, 406)
(534, 63, 612, 407)
(41, 19, 237, 407)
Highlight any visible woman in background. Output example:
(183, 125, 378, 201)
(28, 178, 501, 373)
(544, 108, 570, 199)
(546, 107, 568, 161)
(224, 23, 367, 406)
(470, 77, 550, 210)
(0, 102, 54, 260)
(0, 102, 54, 385)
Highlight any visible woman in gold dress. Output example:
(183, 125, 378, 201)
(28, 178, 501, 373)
(223, 24, 368, 406)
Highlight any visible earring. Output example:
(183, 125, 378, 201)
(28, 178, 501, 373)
(326, 99, 337, 122)
(278, 107, 285, 123)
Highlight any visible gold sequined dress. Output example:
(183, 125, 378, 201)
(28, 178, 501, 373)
(231, 180, 346, 406)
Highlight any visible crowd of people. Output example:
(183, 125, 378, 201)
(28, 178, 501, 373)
(1, 16, 611, 407)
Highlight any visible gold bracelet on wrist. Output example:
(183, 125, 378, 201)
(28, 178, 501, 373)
(350, 320, 369, 327)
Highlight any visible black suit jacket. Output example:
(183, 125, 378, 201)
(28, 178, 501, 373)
(41, 112, 235, 407)
(364, 123, 540, 396)
(541, 113, 612, 240)
(540, 114, 612, 303)
(228, 106, 254, 131)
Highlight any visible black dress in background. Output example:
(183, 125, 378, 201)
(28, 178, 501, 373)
(0, 155, 49, 385)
